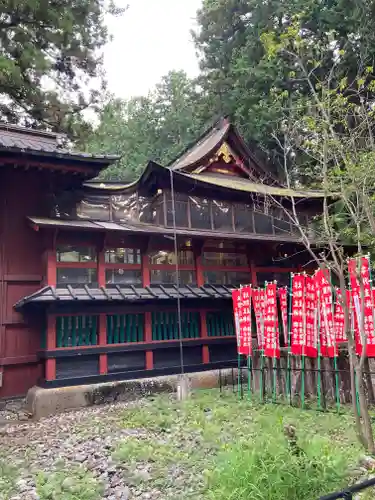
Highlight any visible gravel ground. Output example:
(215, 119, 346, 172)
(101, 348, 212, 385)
(0, 400, 164, 500)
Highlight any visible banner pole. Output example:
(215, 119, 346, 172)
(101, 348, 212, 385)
(287, 273, 293, 406)
(248, 286, 252, 400)
(317, 273, 322, 411)
(272, 280, 277, 404)
(348, 258, 361, 416)
(259, 282, 266, 403)
(301, 273, 306, 409)
(237, 285, 243, 399)
(329, 275, 340, 413)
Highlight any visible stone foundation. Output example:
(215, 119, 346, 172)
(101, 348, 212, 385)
(26, 369, 237, 420)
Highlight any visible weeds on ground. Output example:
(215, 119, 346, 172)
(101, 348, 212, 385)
(115, 390, 361, 499)
(206, 434, 350, 500)
(0, 460, 18, 499)
(36, 465, 103, 500)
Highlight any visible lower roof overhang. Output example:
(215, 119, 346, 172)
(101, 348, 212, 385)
(14, 284, 235, 311)
(27, 216, 304, 244)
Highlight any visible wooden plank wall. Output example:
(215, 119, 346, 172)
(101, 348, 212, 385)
(0, 167, 45, 397)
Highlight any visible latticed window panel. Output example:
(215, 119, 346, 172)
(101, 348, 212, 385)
(56, 315, 98, 347)
(106, 314, 144, 344)
(206, 311, 235, 337)
(151, 311, 200, 341)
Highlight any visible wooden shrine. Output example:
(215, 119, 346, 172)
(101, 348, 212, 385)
(0, 118, 324, 397)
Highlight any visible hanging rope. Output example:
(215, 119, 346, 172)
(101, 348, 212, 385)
(168, 167, 185, 377)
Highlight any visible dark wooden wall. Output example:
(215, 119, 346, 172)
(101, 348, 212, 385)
(0, 167, 45, 397)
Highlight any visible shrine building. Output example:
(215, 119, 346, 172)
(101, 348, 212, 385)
(0, 118, 324, 398)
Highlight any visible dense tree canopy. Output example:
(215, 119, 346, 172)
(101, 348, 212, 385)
(0, 0, 125, 135)
(193, 0, 375, 167)
(84, 71, 208, 181)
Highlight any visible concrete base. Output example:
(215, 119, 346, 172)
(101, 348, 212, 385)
(26, 369, 237, 420)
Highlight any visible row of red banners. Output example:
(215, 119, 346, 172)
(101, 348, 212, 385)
(232, 256, 375, 358)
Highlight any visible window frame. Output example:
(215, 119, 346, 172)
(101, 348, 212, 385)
(104, 246, 142, 286)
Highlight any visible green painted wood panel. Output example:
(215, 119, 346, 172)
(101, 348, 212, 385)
(206, 311, 235, 337)
(106, 314, 145, 344)
(55, 315, 99, 347)
(151, 311, 200, 341)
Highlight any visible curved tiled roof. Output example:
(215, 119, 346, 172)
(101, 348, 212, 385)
(14, 284, 235, 309)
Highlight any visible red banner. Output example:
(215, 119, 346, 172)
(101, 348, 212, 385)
(348, 257, 375, 356)
(305, 275, 318, 357)
(279, 287, 288, 346)
(334, 288, 347, 344)
(315, 269, 337, 357)
(291, 274, 317, 357)
(240, 286, 252, 356)
(291, 274, 305, 355)
(232, 289, 242, 354)
(263, 282, 280, 358)
(253, 288, 265, 349)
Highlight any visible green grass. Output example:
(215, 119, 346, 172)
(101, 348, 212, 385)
(36, 465, 104, 500)
(113, 389, 362, 499)
(0, 460, 18, 499)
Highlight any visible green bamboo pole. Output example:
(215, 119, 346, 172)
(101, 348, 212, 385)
(317, 285, 322, 411)
(348, 259, 361, 416)
(272, 281, 277, 404)
(331, 286, 341, 413)
(301, 273, 306, 409)
(287, 274, 293, 406)
(259, 282, 266, 403)
(248, 285, 252, 400)
(238, 285, 243, 399)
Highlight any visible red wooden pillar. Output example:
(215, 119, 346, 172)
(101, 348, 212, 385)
(142, 245, 153, 368)
(145, 312, 153, 369)
(43, 230, 57, 287)
(195, 245, 209, 363)
(142, 254, 150, 287)
(98, 248, 106, 288)
(250, 260, 257, 287)
(201, 312, 209, 364)
(99, 313, 107, 375)
(45, 313, 56, 381)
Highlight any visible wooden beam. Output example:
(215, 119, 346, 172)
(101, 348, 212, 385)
(145, 312, 153, 369)
(0, 355, 38, 366)
(99, 314, 107, 375)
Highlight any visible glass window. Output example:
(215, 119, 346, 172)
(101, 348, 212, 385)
(112, 193, 139, 222)
(202, 252, 248, 267)
(253, 211, 274, 234)
(56, 268, 98, 287)
(139, 196, 153, 223)
(189, 197, 211, 229)
(256, 272, 290, 287)
(204, 271, 250, 286)
(105, 248, 141, 265)
(56, 245, 96, 263)
(150, 270, 197, 285)
(149, 250, 194, 266)
(212, 200, 233, 231)
(105, 269, 142, 285)
(234, 204, 254, 233)
(77, 195, 110, 221)
(166, 200, 189, 227)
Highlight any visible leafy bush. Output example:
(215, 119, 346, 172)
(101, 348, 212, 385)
(36, 466, 103, 500)
(206, 435, 349, 500)
(0, 460, 18, 499)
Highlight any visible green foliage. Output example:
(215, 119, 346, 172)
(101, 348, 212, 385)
(193, 0, 375, 176)
(206, 435, 348, 500)
(83, 71, 207, 181)
(0, 460, 18, 499)
(36, 466, 103, 500)
(0, 0, 125, 135)
(113, 390, 360, 499)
